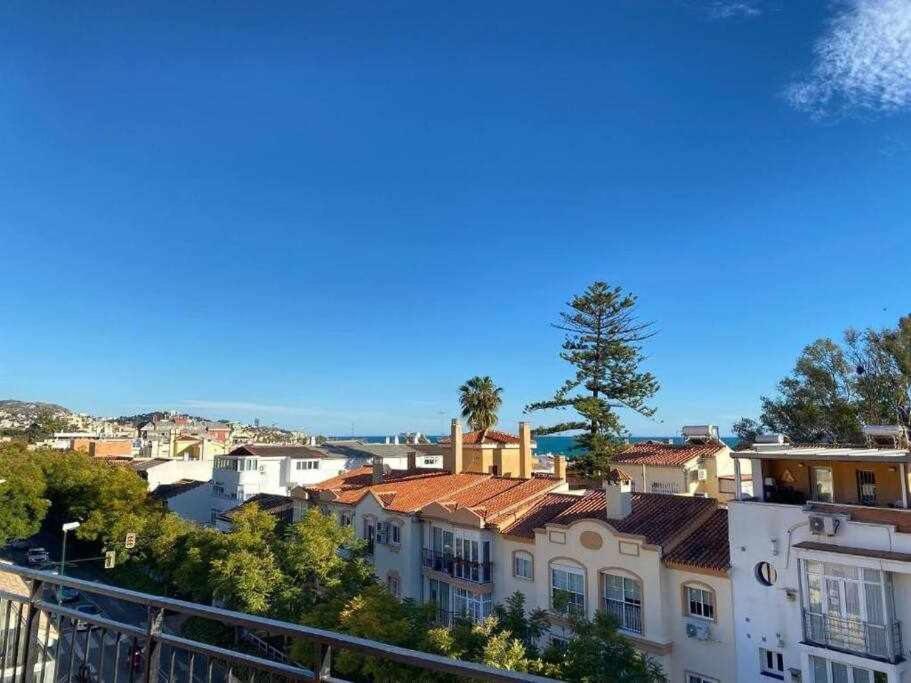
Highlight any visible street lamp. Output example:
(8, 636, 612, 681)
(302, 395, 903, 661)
(60, 521, 80, 576)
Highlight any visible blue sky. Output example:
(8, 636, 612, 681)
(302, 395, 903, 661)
(1, 1, 910, 436)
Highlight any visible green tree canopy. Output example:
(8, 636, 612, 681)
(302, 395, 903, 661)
(739, 315, 911, 445)
(526, 282, 659, 478)
(0, 442, 50, 545)
(458, 375, 503, 437)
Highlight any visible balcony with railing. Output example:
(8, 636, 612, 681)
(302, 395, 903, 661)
(0, 564, 557, 682)
(802, 609, 904, 663)
(421, 549, 493, 585)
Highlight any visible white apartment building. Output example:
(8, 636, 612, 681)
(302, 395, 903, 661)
(729, 428, 911, 683)
(296, 419, 736, 683)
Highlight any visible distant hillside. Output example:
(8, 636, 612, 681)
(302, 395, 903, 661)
(115, 411, 225, 427)
(0, 399, 72, 430)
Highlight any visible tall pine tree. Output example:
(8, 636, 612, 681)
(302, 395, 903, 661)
(526, 282, 659, 478)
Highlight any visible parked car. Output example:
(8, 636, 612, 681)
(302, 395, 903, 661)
(56, 586, 80, 603)
(73, 603, 102, 631)
(26, 547, 49, 565)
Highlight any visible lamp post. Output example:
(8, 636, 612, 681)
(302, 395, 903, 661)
(60, 521, 80, 576)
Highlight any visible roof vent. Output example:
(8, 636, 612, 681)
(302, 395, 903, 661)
(681, 425, 719, 444)
(863, 425, 909, 449)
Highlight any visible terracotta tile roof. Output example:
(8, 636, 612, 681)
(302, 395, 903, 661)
(612, 441, 725, 467)
(663, 508, 730, 572)
(301, 466, 560, 520)
(438, 430, 521, 445)
(500, 490, 717, 547)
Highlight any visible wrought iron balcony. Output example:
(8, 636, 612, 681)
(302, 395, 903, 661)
(421, 549, 493, 584)
(0, 563, 557, 682)
(802, 609, 904, 663)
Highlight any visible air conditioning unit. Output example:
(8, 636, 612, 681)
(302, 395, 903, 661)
(808, 515, 839, 536)
(685, 622, 712, 641)
(697, 469, 708, 481)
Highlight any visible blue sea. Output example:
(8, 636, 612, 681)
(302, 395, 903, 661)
(348, 435, 738, 456)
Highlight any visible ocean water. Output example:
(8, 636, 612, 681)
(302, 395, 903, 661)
(352, 434, 737, 456)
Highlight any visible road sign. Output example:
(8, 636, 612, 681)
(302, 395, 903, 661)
(104, 551, 116, 570)
(125, 533, 136, 549)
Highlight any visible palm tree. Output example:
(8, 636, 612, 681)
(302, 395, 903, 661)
(458, 376, 503, 440)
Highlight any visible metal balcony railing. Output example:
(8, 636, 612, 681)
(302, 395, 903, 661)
(0, 564, 559, 682)
(802, 609, 904, 663)
(421, 550, 493, 585)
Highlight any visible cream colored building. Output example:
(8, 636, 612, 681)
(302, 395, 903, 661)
(611, 426, 750, 501)
(296, 419, 736, 682)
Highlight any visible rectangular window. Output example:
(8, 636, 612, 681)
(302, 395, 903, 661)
(809, 656, 886, 683)
(812, 467, 834, 502)
(453, 587, 492, 623)
(552, 565, 585, 617)
(390, 522, 401, 545)
(686, 675, 719, 683)
(602, 573, 642, 633)
(387, 575, 400, 598)
(687, 586, 715, 620)
(760, 648, 784, 679)
(513, 552, 533, 580)
(339, 511, 352, 527)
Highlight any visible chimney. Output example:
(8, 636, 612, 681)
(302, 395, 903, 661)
(407, 450, 417, 470)
(553, 455, 567, 482)
(450, 419, 463, 474)
(519, 422, 533, 479)
(603, 479, 632, 520)
(394, 434, 399, 445)
(385, 436, 390, 444)
(373, 456, 384, 484)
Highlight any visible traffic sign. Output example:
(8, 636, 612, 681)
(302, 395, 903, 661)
(104, 551, 116, 570)
(125, 533, 137, 549)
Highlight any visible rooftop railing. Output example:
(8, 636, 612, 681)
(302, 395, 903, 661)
(0, 564, 559, 682)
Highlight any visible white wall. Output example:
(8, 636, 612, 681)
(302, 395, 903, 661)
(164, 484, 214, 526)
(142, 459, 214, 491)
(729, 499, 911, 683)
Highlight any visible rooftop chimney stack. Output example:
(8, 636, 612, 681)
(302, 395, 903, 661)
(553, 455, 567, 482)
(450, 419, 463, 475)
(372, 456, 384, 484)
(394, 434, 399, 445)
(603, 479, 632, 520)
(519, 422, 533, 479)
(407, 450, 417, 470)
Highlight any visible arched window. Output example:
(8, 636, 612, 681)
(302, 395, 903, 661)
(600, 570, 642, 634)
(550, 561, 586, 617)
(513, 550, 533, 580)
(682, 581, 716, 622)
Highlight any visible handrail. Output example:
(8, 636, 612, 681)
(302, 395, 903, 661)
(0, 563, 562, 682)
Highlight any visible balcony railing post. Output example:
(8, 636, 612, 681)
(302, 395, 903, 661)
(18, 578, 43, 683)
(312, 642, 331, 682)
(142, 606, 164, 683)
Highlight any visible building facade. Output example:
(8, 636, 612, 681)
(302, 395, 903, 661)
(729, 432, 911, 683)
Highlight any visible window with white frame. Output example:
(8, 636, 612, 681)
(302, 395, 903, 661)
(295, 460, 319, 470)
(389, 521, 401, 546)
(760, 648, 784, 679)
(686, 585, 715, 620)
(513, 551, 533, 580)
(686, 674, 719, 683)
(551, 564, 585, 617)
(809, 655, 887, 683)
(453, 587, 491, 623)
(602, 572, 642, 633)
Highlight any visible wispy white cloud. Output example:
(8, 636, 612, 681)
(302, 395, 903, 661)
(705, 1, 763, 19)
(786, 0, 911, 117)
